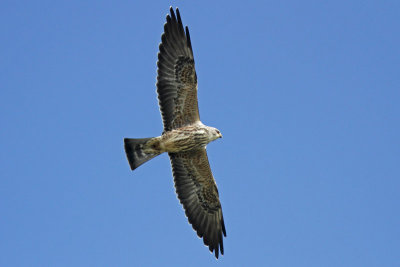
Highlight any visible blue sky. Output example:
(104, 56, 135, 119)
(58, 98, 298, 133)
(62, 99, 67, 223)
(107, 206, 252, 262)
(1, 1, 399, 266)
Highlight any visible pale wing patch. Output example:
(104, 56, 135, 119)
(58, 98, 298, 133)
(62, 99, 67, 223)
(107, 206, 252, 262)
(171, 57, 199, 128)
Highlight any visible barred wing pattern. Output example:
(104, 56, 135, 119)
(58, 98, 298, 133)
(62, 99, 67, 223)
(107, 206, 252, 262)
(169, 149, 226, 258)
(157, 7, 200, 132)
(157, 8, 226, 258)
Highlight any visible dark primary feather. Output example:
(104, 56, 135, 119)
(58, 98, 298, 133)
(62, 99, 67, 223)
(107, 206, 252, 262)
(157, 7, 200, 132)
(169, 149, 226, 258)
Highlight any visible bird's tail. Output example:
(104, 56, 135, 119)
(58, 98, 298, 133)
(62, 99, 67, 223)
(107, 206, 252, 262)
(124, 137, 161, 170)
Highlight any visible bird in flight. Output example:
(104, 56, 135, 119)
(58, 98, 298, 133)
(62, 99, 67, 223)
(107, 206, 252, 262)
(124, 7, 226, 258)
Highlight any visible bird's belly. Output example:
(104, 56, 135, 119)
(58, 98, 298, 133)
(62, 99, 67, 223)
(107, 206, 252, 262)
(161, 127, 209, 153)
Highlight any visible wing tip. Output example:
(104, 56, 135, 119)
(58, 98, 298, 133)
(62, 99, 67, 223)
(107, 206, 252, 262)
(163, 7, 193, 58)
(221, 212, 227, 237)
(176, 192, 226, 259)
(168, 6, 181, 22)
(185, 26, 193, 54)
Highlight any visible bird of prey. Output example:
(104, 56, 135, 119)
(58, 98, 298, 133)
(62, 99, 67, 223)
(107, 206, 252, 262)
(124, 7, 226, 258)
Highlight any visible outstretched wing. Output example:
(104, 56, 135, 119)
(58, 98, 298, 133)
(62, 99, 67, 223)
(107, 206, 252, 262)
(169, 149, 226, 258)
(157, 7, 200, 132)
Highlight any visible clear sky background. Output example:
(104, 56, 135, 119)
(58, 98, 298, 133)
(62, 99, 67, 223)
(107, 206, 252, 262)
(1, 1, 399, 266)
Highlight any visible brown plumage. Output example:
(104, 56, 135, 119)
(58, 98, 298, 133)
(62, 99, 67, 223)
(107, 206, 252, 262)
(124, 7, 226, 258)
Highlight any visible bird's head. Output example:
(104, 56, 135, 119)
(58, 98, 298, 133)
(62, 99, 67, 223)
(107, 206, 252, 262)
(209, 127, 223, 140)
